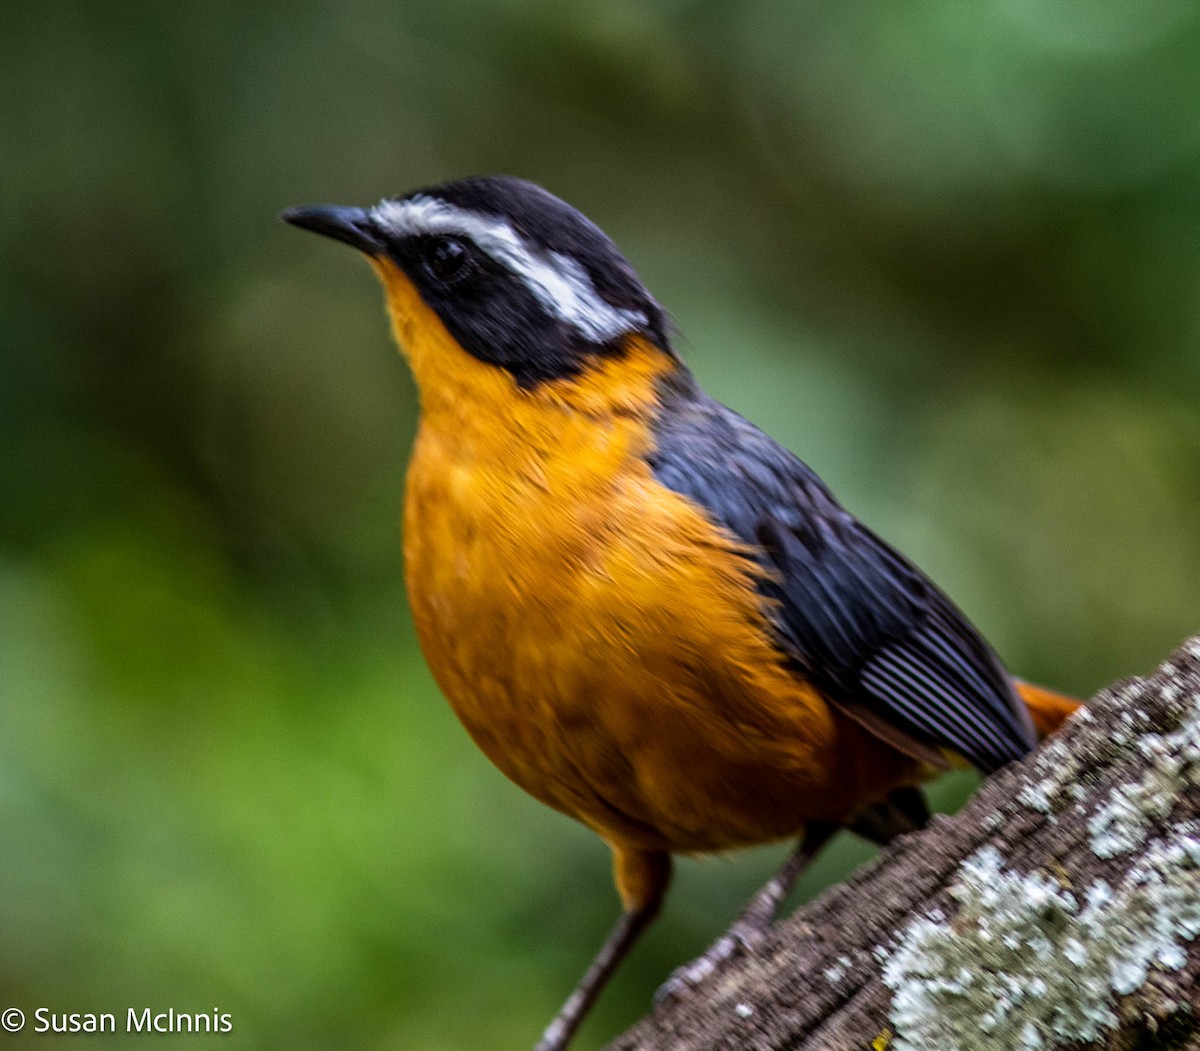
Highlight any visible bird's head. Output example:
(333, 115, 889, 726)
(282, 176, 677, 405)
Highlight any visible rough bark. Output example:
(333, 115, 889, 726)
(609, 637, 1200, 1051)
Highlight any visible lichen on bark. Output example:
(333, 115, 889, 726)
(609, 637, 1200, 1051)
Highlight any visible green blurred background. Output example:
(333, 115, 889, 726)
(2, 1, 1199, 1048)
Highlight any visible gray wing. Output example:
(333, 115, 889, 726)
(648, 379, 1036, 773)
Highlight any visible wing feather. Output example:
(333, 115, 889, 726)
(649, 379, 1035, 773)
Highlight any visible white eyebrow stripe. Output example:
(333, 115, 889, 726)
(372, 196, 647, 343)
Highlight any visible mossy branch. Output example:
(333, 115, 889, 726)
(609, 637, 1200, 1051)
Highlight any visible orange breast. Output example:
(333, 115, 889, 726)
(379, 259, 920, 855)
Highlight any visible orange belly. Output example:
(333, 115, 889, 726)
(403, 403, 922, 856)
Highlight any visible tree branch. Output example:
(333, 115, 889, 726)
(609, 636, 1200, 1051)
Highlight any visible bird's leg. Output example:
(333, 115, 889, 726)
(535, 848, 670, 1051)
(534, 904, 657, 1051)
(723, 821, 838, 943)
(656, 822, 838, 1006)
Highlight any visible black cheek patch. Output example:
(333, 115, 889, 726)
(405, 257, 629, 389)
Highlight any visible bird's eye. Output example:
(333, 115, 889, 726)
(421, 236, 472, 283)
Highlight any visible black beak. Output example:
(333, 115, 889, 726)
(280, 204, 384, 255)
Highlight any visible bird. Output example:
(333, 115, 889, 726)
(281, 176, 1080, 1051)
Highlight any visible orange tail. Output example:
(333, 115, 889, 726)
(1016, 680, 1082, 739)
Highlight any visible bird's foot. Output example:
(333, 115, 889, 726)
(653, 921, 766, 1008)
(654, 828, 837, 1011)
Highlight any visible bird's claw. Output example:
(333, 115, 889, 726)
(653, 926, 764, 1008)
